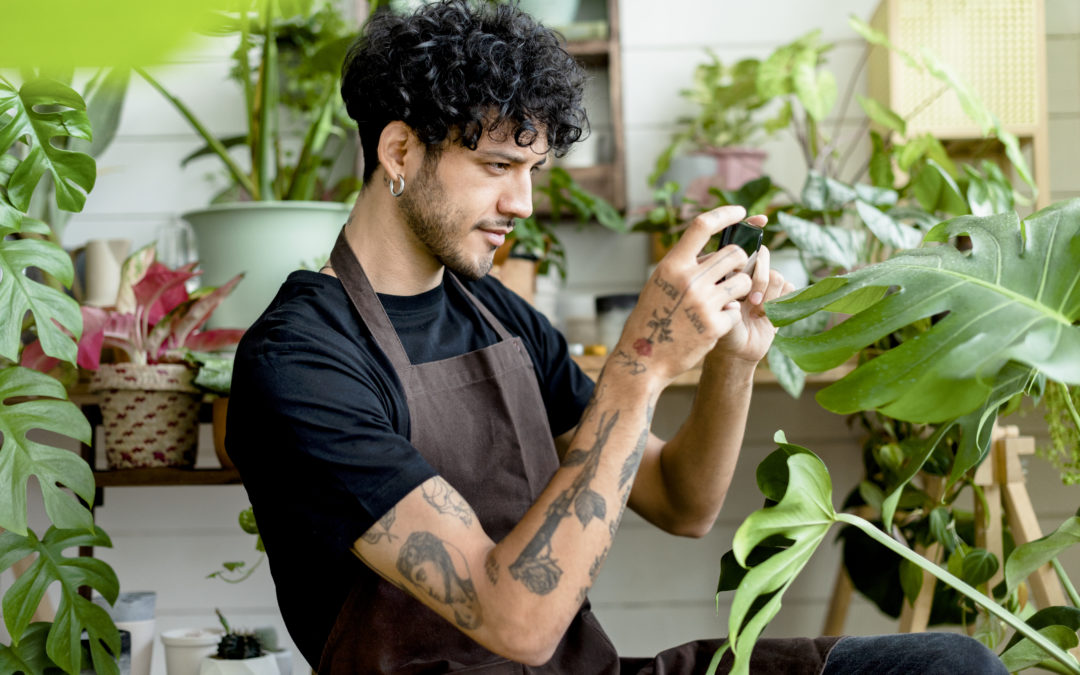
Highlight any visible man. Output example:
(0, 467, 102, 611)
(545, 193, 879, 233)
(226, 2, 1008, 673)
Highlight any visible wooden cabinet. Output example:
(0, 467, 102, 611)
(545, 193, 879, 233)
(557, 0, 627, 212)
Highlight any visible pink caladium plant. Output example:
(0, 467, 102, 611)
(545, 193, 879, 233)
(23, 243, 245, 371)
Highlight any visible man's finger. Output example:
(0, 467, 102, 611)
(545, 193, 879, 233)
(671, 205, 748, 259)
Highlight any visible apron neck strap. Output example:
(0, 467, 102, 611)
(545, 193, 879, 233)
(329, 230, 412, 372)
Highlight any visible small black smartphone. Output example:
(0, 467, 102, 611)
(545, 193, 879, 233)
(716, 221, 763, 278)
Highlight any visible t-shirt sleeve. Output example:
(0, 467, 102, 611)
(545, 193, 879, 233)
(228, 338, 437, 549)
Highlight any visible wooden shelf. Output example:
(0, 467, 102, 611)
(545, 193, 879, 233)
(571, 355, 856, 388)
(92, 467, 240, 487)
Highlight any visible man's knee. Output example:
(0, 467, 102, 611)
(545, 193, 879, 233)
(822, 632, 1007, 674)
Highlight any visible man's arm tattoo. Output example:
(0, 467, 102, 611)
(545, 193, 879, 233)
(508, 411, 619, 595)
(361, 506, 397, 544)
(422, 477, 475, 527)
(397, 531, 483, 630)
(485, 552, 500, 585)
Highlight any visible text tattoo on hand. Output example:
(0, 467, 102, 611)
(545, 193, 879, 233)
(508, 411, 619, 595)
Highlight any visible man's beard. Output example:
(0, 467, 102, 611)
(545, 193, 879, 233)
(398, 160, 500, 281)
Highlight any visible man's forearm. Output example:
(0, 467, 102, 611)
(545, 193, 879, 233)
(486, 368, 660, 658)
(655, 354, 756, 534)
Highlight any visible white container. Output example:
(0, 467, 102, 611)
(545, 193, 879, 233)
(199, 653, 279, 675)
(161, 628, 222, 675)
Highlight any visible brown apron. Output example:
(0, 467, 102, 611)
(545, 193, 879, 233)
(318, 234, 839, 674)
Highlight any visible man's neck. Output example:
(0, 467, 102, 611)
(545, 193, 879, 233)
(336, 184, 445, 296)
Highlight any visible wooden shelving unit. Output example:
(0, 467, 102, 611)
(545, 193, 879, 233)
(537, 0, 626, 213)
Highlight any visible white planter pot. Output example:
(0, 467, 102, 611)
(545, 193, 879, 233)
(181, 201, 351, 329)
(161, 628, 222, 675)
(199, 653, 279, 675)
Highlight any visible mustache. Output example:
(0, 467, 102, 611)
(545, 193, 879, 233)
(474, 219, 515, 232)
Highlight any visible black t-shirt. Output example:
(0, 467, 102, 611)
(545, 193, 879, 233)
(226, 270, 594, 666)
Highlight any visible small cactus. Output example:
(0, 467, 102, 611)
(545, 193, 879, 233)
(214, 608, 263, 660)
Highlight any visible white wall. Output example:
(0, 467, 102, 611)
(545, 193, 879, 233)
(5, 1, 1079, 673)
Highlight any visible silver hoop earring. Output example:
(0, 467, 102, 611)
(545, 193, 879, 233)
(389, 174, 405, 197)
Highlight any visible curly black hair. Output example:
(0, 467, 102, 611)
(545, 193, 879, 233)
(341, 0, 588, 182)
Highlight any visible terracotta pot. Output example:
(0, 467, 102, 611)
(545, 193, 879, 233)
(681, 147, 768, 204)
(91, 363, 201, 470)
(212, 397, 233, 469)
(496, 256, 539, 304)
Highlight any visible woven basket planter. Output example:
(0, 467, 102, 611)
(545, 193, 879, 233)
(91, 363, 202, 470)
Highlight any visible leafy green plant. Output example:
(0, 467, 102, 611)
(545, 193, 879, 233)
(0, 75, 123, 674)
(207, 506, 266, 584)
(714, 200, 1080, 674)
(213, 608, 263, 659)
(649, 51, 786, 184)
(1041, 382, 1080, 485)
(510, 166, 627, 278)
(136, 0, 361, 203)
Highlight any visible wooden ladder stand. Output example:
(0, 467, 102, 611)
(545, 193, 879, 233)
(823, 424, 1068, 636)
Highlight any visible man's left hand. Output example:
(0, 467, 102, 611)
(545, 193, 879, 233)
(709, 220, 797, 364)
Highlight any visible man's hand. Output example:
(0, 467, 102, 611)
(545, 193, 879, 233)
(609, 206, 774, 386)
(710, 239, 797, 364)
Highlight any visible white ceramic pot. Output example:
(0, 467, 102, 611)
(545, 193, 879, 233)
(161, 628, 222, 675)
(181, 201, 351, 329)
(199, 653, 279, 675)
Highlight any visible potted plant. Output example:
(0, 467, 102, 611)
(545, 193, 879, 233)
(136, 1, 369, 328)
(650, 54, 771, 203)
(495, 166, 626, 301)
(26, 245, 246, 469)
(182, 349, 236, 469)
(198, 610, 277, 675)
(0, 73, 123, 674)
(712, 200, 1080, 675)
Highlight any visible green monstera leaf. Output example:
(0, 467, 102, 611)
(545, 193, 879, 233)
(713, 432, 1080, 675)
(0, 367, 93, 536)
(0, 527, 120, 675)
(0, 76, 95, 212)
(0, 622, 55, 675)
(0, 222, 82, 364)
(767, 200, 1080, 422)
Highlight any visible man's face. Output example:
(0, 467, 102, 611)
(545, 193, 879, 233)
(397, 129, 548, 280)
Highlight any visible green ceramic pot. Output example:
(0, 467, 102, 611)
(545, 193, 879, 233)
(516, 0, 581, 26)
(182, 201, 351, 329)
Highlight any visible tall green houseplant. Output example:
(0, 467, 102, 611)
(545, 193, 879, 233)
(713, 201, 1080, 675)
(0, 74, 122, 675)
(137, 0, 368, 328)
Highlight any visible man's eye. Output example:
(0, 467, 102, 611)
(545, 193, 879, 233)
(489, 163, 510, 172)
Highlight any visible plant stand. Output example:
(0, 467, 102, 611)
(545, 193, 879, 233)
(822, 424, 1069, 637)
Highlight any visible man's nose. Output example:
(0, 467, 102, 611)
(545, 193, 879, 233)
(499, 170, 534, 220)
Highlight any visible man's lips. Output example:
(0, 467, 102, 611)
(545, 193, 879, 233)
(478, 224, 513, 248)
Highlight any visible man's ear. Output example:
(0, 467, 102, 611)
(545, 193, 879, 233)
(376, 121, 418, 183)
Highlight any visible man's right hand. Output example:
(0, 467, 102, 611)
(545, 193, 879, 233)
(610, 205, 755, 386)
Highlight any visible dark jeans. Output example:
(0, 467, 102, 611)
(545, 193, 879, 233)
(822, 633, 1009, 675)
(621, 632, 1007, 674)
